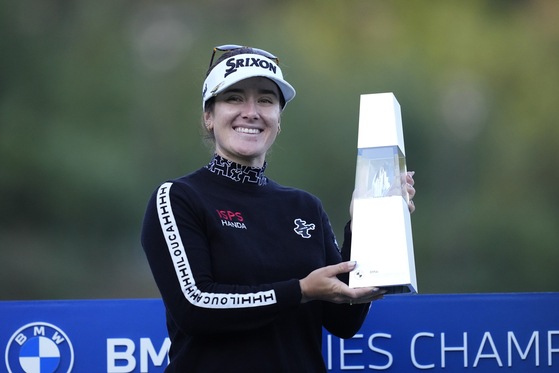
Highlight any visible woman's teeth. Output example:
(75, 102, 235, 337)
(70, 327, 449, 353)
(235, 127, 261, 134)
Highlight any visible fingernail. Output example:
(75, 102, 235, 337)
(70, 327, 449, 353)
(409, 171, 415, 176)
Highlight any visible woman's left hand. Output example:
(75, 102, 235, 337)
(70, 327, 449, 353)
(350, 171, 417, 225)
(406, 171, 416, 214)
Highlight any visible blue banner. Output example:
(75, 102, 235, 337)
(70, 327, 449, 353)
(1, 293, 558, 372)
(323, 293, 559, 372)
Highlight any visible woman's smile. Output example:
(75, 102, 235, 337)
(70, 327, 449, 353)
(234, 126, 262, 134)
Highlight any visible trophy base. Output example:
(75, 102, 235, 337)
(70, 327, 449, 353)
(382, 285, 415, 295)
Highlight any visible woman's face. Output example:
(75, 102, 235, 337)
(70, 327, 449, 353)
(204, 77, 282, 167)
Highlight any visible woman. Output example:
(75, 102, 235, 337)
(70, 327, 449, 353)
(141, 45, 416, 372)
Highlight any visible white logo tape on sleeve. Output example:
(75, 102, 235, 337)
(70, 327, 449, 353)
(156, 182, 277, 309)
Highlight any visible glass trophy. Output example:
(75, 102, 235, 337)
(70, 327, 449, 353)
(349, 93, 418, 294)
(354, 146, 408, 202)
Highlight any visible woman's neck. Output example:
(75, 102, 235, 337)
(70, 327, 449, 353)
(205, 153, 268, 186)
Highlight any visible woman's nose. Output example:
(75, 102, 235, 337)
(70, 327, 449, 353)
(241, 99, 259, 119)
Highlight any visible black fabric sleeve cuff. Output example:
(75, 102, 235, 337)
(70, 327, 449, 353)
(337, 220, 353, 285)
(273, 278, 303, 309)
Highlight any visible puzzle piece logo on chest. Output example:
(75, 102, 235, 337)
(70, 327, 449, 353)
(294, 218, 315, 238)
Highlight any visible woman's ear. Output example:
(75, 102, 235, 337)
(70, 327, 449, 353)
(204, 111, 213, 130)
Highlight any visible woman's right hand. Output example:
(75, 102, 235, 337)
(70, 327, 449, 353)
(299, 261, 386, 304)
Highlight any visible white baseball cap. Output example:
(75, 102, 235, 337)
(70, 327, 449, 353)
(202, 45, 296, 111)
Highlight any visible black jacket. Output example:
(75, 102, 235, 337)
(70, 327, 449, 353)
(141, 156, 370, 372)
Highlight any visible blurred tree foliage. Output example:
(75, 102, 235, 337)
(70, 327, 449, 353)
(1, 0, 558, 300)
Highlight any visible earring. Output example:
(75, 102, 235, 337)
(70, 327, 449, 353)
(277, 126, 281, 135)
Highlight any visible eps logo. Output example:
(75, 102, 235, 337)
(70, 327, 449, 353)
(5, 322, 74, 373)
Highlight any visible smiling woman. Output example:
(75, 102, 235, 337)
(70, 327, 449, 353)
(141, 44, 416, 373)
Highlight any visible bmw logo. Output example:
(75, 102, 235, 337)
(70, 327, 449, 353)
(5, 322, 74, 373)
